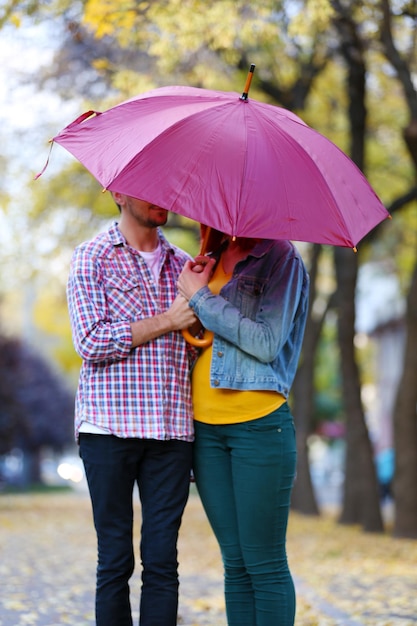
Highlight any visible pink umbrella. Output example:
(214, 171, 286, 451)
(49, 84, 390, 249)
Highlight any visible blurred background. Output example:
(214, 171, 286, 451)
(0, 0, 416, 540)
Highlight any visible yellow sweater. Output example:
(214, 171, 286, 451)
(192, 259, 285, 424)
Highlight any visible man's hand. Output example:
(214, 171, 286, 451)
(130, 295, 197, 347)
(165, 294, 198, 330)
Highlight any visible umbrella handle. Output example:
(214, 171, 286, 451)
(182, 328, 214, 347)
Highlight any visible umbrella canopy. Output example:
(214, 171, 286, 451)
(51, 85, 390, 248)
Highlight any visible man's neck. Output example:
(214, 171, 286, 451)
(118, 219, 159, 252)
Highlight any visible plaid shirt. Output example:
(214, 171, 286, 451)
(67, 222, 195, 441)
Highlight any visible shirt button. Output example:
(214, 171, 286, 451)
(214, 380, 220, 386)
(217, 351, 223, 357)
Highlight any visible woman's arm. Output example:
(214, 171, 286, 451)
(180, 254, 307, 363)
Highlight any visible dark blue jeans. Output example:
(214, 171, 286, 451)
(79, 434, 193, 626)
(193, 405, 297, 626)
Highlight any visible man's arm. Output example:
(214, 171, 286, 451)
(130, 294, 197, 347)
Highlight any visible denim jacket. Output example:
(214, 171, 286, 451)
(188, 239, 309, 397)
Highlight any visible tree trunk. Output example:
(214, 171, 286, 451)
(17, 449, 43, 487)
(335, 248, 383, 531)
(331, 4, 384, 532)
(291, 245, 323, 515)
(379, 0, 417, 539)
(392, 261, 417, 538)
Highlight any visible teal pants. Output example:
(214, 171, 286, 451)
(193, 405, 297, 626)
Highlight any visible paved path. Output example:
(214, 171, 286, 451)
(1, 490, 416, 625)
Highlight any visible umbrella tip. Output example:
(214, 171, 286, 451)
(240, 64, 256, 101)
(353, 246, 357, 253)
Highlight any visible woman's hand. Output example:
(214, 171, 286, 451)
(178, 256, 216, 301)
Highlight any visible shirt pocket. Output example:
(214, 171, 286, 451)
(237, 276, 267, 319)
(104, 274, 143, 319)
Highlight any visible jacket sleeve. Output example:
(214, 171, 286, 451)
(188, 253, 308, 363)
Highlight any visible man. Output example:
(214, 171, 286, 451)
(67, 192, 197, 626)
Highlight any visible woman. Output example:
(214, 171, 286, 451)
(178, 231, 309, 626)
